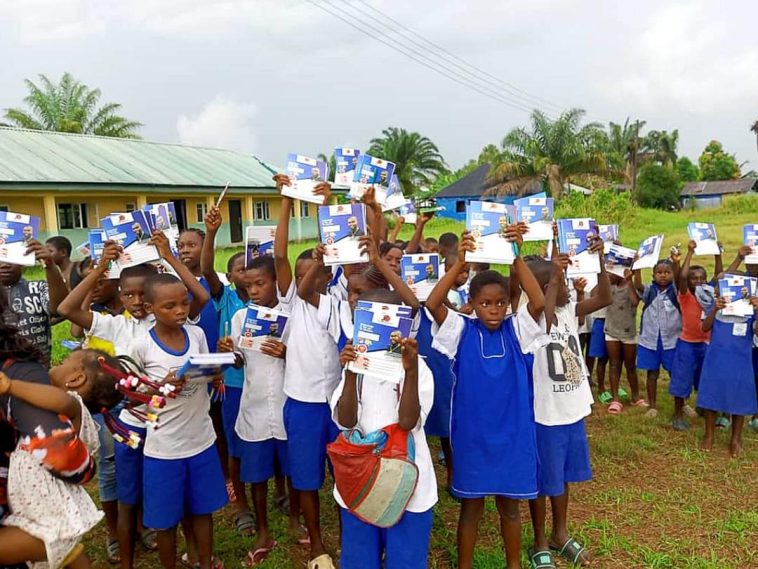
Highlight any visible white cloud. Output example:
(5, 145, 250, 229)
(0, 0, 106, 43)
(176, 96, 257, 153)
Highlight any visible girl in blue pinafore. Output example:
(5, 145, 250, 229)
(696, 294, 758, 457)
(426, 228, 547, 569)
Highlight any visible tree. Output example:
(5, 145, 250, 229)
(636, 163, 681, 209)
(487, 108, 608, 197)
(368, 127, 448, 194)
(643, 129, 679, 167)
(750, 120, 758, 154)
(675, 156, 699, 183)
(698, 140, 741, 181)
(606, 118, 646, 184)
(3, 72, 142, 138)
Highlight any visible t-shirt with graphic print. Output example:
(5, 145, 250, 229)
(3, 280, 50, 364)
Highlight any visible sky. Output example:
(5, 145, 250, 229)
(1, 0, 757, 172)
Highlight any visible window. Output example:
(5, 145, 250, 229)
(125, 202, 136, 213)
(196, 202, 208, 223)
(57, 203, 88, 229)
(0, 205, 8, 213)
(300, 201, 311, 218)
(456, 200, 466, 213)
(254, 201, 270, 221)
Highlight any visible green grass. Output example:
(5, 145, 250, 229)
(35, 204, 758, 568)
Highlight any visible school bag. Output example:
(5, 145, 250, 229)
(327, 422, 419, 528)
(639, 283, 681, 335)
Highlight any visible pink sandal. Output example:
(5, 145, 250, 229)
(608, 401, 623, 414)
(631, 399, 649, 407)
(243, 541, 277, 567)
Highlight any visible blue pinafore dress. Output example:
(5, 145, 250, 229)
(449, 316, 539, 499)
(416, 309, 454, 438)
(697, 315, 758, 416)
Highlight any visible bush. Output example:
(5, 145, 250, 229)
(636, 163, 681, 210)
(722, 193, 758, 214)
(555, 188, 638, 225)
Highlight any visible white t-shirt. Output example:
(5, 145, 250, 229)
(130, 325, 216, 459)
(231, 305, 287, 442)
(329, 358, 437, 513)
(279, 281, 342, 403)
(521, 302, 594, 426)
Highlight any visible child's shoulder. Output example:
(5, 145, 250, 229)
(184, 323, 207, 343)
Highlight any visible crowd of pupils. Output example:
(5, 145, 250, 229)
(0, 175, 756, 569)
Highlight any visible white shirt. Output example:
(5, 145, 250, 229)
(130, 325, 216, 459)
(279, 281, 342, 403)
(231, 305, 287, 442)
(522, 302, 594, 426)
(329, 358, 438, 513)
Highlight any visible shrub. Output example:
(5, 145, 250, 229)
(722, 193, 758, 214)
(636, 163, 681, 210)
(555, 188, 638, 225)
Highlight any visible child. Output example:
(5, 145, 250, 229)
(272, 174, 338, 569)
(696, 293, 758, 457)
(201, 205, 254, 535)
(379, 242, 403, 275)
(427, 228, 546, 569)
(444, 254, 470, 310)
(604, 269, 642, 413)
(334, 294, 436, 569)
(586, 286, 609, 402)
(526, 245, 611, 568)
(130, 273, 227, 569)
(634, 259, 682, 417)
(45, 236, 78, 287)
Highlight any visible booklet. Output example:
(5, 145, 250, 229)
(281, 153, 329, 204)
(334, 147, 360, 186)
(349, 154, 396, 201)
(465, 201, 516, 265)
(238, 304, 289, 351)
(355, 300, 413, 319)
(718, 274, 758, 317)
(0, 211, 40, 266)
(401, 253, 441, 302)
(75, 241, 91, 258)
(318, 203, 368, 266)
(176, 353, 236, 383)
(514, 196, 554, 241)
(87, 229, 119, 278)
(557, 218, 600, 276)
(603, 243, 636, 277)
(346, 309, 413, 383)
(742, 224, 758, 264)
(687, 222, 720, 256)
(143, 202, 180, 254)
(397, 201, 417, 225)
(245, 226, 275, 267)
(101, 211, 160, 268)
(380, 174, 410, 212)
(632, 234, 664, 270)
(599, 224, 619, 243)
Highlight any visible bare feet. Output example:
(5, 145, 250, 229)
(729, 440, 742, 458)
(700, 437, 714, 452)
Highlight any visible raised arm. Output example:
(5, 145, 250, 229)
(507, 223, 545, 322)
(360, 233, 420, 311)
(577, 238, 612, 318)
(397, 338, 421, 431)
(573, 277, 587, 326)
(426, 232, 475, 325)
(336, 343, 359, 429)
(544, 256, 565, 333)
(388, 213, 404, 245)
(633, 261, 644, 294)
(151, 231, 209, 319)
(701, 297, 724, 333)
(714, 241, 724, 277)
(404, 213, 433, 255)
(200, 205, 224, 299)
(296, 245, 325, 308)
(362, 187, 385, 246)
(273, 174, 294, 296)
(725, 246, 751, 275)
(625, 270, 641, 308)
(678, 240, 696, 294)
(0, 372, 81, 431)
(26, 240, 68, 317)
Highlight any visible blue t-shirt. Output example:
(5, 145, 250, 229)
(215, 285, 247, 389)
(196, 277, 220, 355)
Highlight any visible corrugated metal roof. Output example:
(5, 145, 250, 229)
(680, 179, 757, 196)
(0, 127, 279, 190)
(436, 164, 491, 198)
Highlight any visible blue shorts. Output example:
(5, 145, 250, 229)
(636, 336, 675, 372)
(588, 318, 607, 359)
(669, 339, 707, 399)
(221, 386, 243, 459)
(240, 438, 289, 484)
(283, 398, 339, 491)
(143, 445, 228, 530)
(536, 420, 592, 497)
(94, 413, 118, 503)
(114, 419, 146, 506)
(339, 508, 433, 569)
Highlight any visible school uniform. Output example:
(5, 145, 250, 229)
(330, 361, 437, 569)
(231, 305, 289, 484)
(697, 314, 758, 417)
(669, 290, 710, 399)
(131, 325, 227, 529)
(433, 305, 547, 499)
(415, 308, 454, 438)
(525, 302, 594, 497)
(587, 307, 608, 358)
(637, 284, 682, 372)
(278, 281, 342, 491)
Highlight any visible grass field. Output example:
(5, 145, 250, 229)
(39, 204, 758, 568)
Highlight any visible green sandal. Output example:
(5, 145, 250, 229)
(551, 537, 590, 566)
(530, 549, 557, 569)
(598, 391, 612, 405)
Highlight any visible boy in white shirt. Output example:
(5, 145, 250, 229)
(130, 273, 226, 569)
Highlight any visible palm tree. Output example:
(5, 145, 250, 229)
(607, 118, 646, 184)
(4, 72, 142, 138)
(643, 130, 679, 167)
(486, 108, 608, 197)
(750, 120, 758, 154)
(368, 127, 448, 194)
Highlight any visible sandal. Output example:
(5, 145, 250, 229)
(307, 553, 336, 569)
(530, 548, 557, 569)
(106, 537, 121, 564)
(139, 529, 158, 551)
(274, 493, 290, 514)
(715, 416, 731, 429)
(180, 554, 224, 569)
(235, 511, 256, 537)
(631, 398, 649, 407)
(598, 391, 612, 405)
(551, 537, 590, 566)
(618, 387, 629, 400)
(608, 401, 623, 415)
(243, 541, 277, 567)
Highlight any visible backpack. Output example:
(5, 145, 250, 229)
(639, 283, 680, 335)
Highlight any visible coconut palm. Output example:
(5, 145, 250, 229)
(607, 118, 646, 184)
(750, 120, 758, 154)
(486, 108, 608, 197)
(643, 129, 679, 167)
(368, 127, 448, 194)
(3, 72, 142, 138)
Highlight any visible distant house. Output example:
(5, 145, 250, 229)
(680, 179, 758, 209)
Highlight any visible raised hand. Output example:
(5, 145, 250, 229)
(573, 277, 588, 294)
(25, 239, 52, 266)
(217, 337, 234, 353)
(149, 230, 172, 258)
(504, 223, 526, 247)
(401, 337, 418, 371)
(359, 233, 380, 264)
(312, 243, 326, 266)
(313, 181, 332, 205)
(273, 173, 291, 192)
(205, 205, 222, 234)
(458, 230, 476, 258)
(363, 186, 380, 213)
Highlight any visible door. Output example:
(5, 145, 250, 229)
(228, 199, 243, 243)
(171, 199, 188, 231)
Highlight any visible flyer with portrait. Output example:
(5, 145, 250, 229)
(143, 202, 180, 254)
(245, 226, 275, 268)
(718, 274, 757, 317)
(347, 309, 413, 384)
(349, 154, 396, 201)
(514, 196, 554, 241)
(176, 353, 236, 383)
(281, 153, 329, 204)
(318, 203, 368, 266)
(355, 300, 413, 319)
(100, 211, 160, 268)
(380, 174, 410, 212)
(687, 222, 720, 256)
(0, 211, 40, 266)
(599, 224, 619, 253)
(238, 304, 289, 352)
(603, 243, 636, 277)
(87, 229, 119, 278)
(397, 201, 417, 225)
(334, 147, 361, 186)
(744, 224, 758, 264)
(557, 218, 600, 276)
(632, 234, 664, 270)
(465, 201, 516, 265)
(401, 253, 441, 302)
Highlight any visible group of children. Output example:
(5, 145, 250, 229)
(0, 176, 755, 569)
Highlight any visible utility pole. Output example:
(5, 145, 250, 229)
(631, 119, 640, 198)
